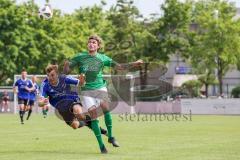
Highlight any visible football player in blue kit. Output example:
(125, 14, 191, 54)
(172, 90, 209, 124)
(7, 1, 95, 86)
(39, 64, 107, 153)
(25, 75, 39, 120)
(13, 69, 33, 124)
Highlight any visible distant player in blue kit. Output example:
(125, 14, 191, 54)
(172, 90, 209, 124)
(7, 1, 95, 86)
(25, 75, 39, 120)
(41, 79, 49, 118)
(13, 69, 33, 124)
(39, 64, 107, 150)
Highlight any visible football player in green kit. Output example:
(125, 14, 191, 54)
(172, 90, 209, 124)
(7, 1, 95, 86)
(64, 35, 143, 153)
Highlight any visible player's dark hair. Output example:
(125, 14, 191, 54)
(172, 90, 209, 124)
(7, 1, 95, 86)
(21, 68, 27, 73)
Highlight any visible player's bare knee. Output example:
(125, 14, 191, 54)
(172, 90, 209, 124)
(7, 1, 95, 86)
(100, 101, 109, 112)
(88, 106, 98, 119)
(19, 105, 25, 111)
(72, 104, 82, 114)
(73, 105, 85, 120)
(71, 120, 79, 129)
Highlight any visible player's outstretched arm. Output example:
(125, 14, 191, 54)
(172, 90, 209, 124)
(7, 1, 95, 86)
(63, 60, 71, 74)
(114, 63, 125, 70)
(131, 59, 144, 67)
(114, 59, 144, 70)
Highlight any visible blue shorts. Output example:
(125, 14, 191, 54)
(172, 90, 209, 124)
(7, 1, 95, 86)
(55, 99, 82, 125)
(18, 98, 28, 106)
(29, 100, 35, 106)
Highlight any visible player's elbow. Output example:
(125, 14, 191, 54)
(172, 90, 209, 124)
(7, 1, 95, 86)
(63, 68, 71, 74)
(63, 61, 71, 74)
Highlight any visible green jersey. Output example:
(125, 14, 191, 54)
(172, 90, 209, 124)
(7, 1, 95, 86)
(69, 51, 116, 90)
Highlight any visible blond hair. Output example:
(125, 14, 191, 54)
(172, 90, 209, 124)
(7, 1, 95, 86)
(45, 64, 58, 74)
(88, 35, 103, 51)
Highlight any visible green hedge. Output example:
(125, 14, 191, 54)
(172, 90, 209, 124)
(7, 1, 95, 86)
(231, 86, 240, 98)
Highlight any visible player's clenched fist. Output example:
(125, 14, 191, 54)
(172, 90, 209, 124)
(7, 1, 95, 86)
(38, 97, 49, 107)
(78, 74, 86, 86)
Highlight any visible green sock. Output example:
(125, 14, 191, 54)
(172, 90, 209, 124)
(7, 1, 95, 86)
(42, 110, 47, 116)
(104, 111, 112, 138)
(91, 119, 104, 148)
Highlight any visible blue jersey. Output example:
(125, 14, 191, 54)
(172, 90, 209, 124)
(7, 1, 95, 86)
(14, 78, 33, 99)
(40, 75, 80, 110)
(29, 82, 39, 101)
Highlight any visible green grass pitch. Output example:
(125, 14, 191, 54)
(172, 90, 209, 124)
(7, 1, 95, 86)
(0, 114, 240, 160)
